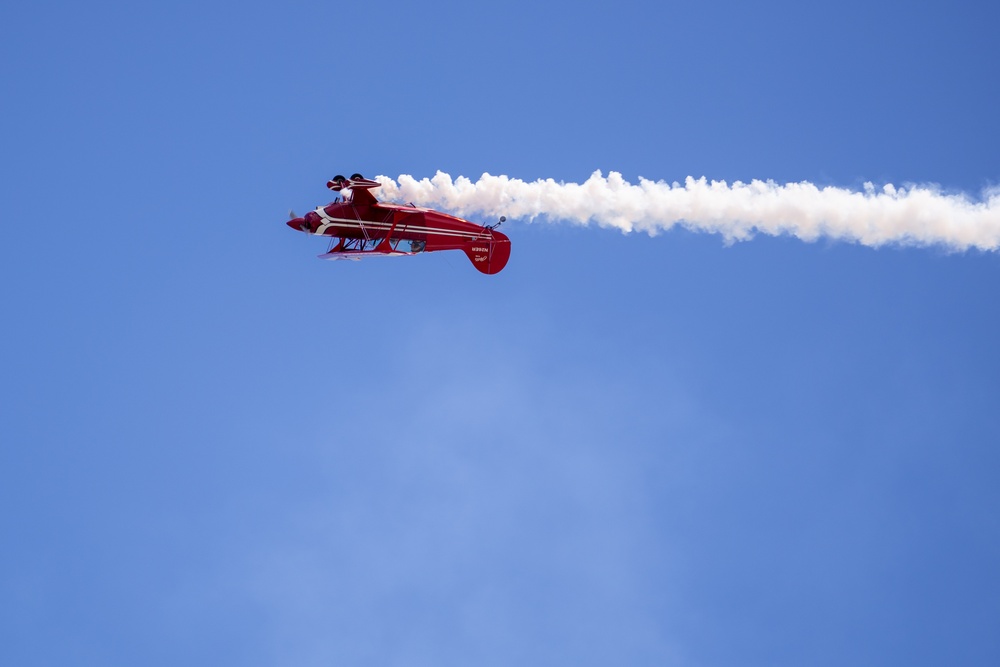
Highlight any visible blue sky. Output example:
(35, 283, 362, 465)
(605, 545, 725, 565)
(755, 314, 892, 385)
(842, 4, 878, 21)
(2, 1, 999, 665)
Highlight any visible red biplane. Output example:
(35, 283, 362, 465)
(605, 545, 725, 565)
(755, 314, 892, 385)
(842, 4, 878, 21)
(287, 174, 511, 274)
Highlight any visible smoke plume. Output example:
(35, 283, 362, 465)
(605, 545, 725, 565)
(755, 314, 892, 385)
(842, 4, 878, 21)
(375, 171, 1000, 251)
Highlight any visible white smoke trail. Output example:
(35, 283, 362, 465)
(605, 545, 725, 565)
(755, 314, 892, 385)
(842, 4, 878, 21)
(374, 171, 1000, 251)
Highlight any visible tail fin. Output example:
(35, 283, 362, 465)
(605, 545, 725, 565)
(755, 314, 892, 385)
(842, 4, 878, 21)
(463, 232, 511, 275)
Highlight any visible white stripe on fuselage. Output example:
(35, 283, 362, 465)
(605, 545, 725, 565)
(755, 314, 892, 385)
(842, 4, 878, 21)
(311, 211, 492, 241)
(313, 207, 343, 236)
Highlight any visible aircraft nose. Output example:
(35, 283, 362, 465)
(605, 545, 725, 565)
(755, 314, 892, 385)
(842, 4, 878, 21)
(288, 217, 308, 232)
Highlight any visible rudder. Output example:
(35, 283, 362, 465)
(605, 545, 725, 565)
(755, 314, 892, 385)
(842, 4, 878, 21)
(463, 232, 511, 275)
